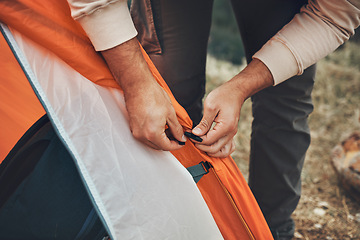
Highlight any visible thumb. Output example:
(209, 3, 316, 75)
(192, 105, 218, 136)
(167, 112, 187, 143)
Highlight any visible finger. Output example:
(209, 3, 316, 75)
(192, 104, 218, 137)
(167, 112, 187, 143)
(131, 124, 184, 151)
(131, 129, 162, 150)
(199, 114, 238, 145)
(151, 131, 185, 151)
(195, 134, 232, 154)
(143, 140, 162, 150)
(207, 140, 236, 158)
(141, 134, 184, 151)
(193, 122, 233, 146)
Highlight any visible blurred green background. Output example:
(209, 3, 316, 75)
(208, 0, 360, 65)
(208, 0, 244, 65)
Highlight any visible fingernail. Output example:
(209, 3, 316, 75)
(182, 135, 187, 142)
(192, 127, 201, 135)
(184, 131, 203, 142)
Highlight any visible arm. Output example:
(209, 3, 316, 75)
(67, 0, 137, 51)
(192, 59, 273, 157)
(254, 0, 360, 85)
(193, 0, 360, 157)
(67, 0, 186, 150)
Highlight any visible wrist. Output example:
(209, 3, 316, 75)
(231, 58, 274, 101)
(101, 38, 155, 95)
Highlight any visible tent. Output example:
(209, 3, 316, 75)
(0, 1, 273, 239)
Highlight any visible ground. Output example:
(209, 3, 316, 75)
(205, 41, 360, 239)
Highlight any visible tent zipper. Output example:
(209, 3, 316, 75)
(210, 167, 255, 240)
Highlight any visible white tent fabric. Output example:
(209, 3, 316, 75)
(4, 25, 223, 240)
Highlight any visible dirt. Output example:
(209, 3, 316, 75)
(206, 41, 360, 239)
(233, 110, 360, 240)
(292, 134, 360, 240)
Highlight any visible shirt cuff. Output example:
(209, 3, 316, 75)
(253, 36, 300, 85)
(76, 0, 138, 51)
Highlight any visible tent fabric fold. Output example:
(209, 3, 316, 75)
(0, 29, 45, 160)
(0, 1, 273, 239)
(1, 23, 223, 240)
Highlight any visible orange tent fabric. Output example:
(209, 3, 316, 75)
(0, 1, 273, 239)
(0, 33, 45, 160)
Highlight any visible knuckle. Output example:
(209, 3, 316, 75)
(174, 125, 183, 134)
(217, 143, 234, 158)
(203, 96, 217, 108)
(130, 126, 141, 139)
(199, 119, 210, 130)
(204, 102, 216, 113)
(216, 153, 226, 158)
(144, 129, 157, 140)
(227, 143, 235, 155)
(131, 130, 142, 140)
(225, 121, 238, 135)
(232, 141, 236, 148)
(207, 144, 220, 154)
(231, 126, 238, 135)
(159, 144, 171, 151)
(132, 127, 154, 141)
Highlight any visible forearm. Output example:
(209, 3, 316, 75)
(66, 1, 185, 150)
(101, 37, 186, 150)
(230, 59, 274, 102)
(100, 37, 155, 95)
(254, 0, 360, 85)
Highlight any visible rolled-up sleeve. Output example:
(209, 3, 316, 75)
(67, 0, 137, 51)
(253, 0, 360, 85)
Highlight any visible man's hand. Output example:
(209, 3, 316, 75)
(101, 38, 186, 150)
(191, 59, 274, 158)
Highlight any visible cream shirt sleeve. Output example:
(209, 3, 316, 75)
(253, 0, 360, 85)
(67, 0, 137, 51)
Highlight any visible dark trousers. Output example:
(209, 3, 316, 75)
(131, 0, 315, 231)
